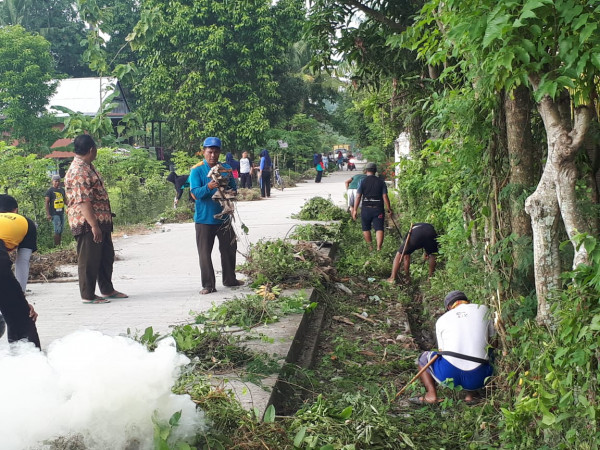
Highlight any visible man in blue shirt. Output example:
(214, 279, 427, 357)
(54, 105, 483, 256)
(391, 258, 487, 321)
(190, 137, 242, 294)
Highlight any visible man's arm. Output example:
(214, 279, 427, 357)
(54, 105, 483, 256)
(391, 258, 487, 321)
(345, 178, 352, 189)
(352, 193, 362, 220)
(383, 193, 392, 214)
(79, 201, 102, 243)
(45, 196, 51, 220)
(190, 167, 216, 199)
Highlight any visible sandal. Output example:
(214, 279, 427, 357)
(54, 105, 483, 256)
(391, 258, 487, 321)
(82, 297, 111, 304)
(408, 396, 444, 405)
(102, 291, 129, 299)
(200, 288, 217, 295)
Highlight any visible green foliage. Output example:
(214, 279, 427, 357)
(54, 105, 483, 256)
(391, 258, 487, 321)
(289, 223, 342, 242)
(293, 196, 348, 221)
(152, 410, 195, 450)
(170, 151, 199, 175)
(497, 234, 600, 447)
(94, 147, 172, 225)
(241, 239, 321, 286)
(335, 219, 398, 278)
(133, 0, 303, 151)
(0, 25, 59, 151)
(193, 292, 307, 329)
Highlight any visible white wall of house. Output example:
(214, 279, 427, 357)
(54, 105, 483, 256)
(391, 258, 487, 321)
(393, 132, 410, 187)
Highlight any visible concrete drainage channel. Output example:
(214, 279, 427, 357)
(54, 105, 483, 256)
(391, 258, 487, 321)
(266, 240, 336, 417)
(266, 287, 328, 416)
(211, 241, 336, 418)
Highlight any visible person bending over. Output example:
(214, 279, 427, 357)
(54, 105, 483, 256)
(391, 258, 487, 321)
(388, 222, 438, 283)
(409, 291, 494, 405)
(0, 207, 40, 348)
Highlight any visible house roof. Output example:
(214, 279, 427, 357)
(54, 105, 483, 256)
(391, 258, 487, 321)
(47, 77, 131, 118)
(45, 150, 76, 159)
(50, 138, 73, 149)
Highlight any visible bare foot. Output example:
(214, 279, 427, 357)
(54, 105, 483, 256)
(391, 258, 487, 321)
(386, 277, 396, 284)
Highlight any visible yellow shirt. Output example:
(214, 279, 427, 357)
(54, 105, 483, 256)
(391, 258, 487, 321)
(0, 213, 28, 251)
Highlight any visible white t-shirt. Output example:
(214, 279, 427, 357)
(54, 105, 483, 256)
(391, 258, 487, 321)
(436, 303, 495, 370)
(239, 158, 251, 174)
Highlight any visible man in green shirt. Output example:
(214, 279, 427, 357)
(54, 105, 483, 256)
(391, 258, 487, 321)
(345, 172, 367, 211)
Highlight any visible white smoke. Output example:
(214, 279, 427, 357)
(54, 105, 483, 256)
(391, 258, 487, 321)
(0, 330, 206, 450)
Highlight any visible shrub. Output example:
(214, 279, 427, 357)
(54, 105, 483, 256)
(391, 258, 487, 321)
(293, 196, 348, 221)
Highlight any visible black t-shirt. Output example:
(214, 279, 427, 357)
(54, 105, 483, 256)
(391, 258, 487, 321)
(20, 217, 38, 253)
(45, 187, 66, 216)
(357, 175, 388, 211)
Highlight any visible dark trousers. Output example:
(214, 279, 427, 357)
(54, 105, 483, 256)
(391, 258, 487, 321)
(75, 231, 115, 299)
(0, 241, 40, 348)
(261, 171, 271, 197)
(240, 172, 252, 189)
(195, 222, 238, 290)
(315, 170, 323, 183)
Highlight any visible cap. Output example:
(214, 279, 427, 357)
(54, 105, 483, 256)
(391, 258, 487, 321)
(444, 290, 468, 310)
(365, 162, 377, 172)
(52, 175, 61, 181)
(203, 137, 222, 148)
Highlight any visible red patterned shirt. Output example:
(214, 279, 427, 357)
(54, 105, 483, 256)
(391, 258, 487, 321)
(64, 157, 113, 236)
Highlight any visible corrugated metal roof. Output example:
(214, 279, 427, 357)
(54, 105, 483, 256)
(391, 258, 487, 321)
(47, 77, 130, 118)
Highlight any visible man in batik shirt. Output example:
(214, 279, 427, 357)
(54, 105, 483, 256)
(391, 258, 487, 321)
(64, 135, 128, 304)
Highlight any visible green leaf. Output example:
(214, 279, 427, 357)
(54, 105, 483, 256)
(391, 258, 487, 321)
(541, 412, 556, 426)
(591, 53, 600, 70)
(338, 406, 353, 419)
(293, 426, 306, 447)
(263, 404, 276, 423)
(483, 14, 510, 48)
(580, 23, 597, 44)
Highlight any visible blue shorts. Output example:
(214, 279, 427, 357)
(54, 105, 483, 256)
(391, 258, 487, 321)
(361, 208, 384, 232)
(52, 215, 64, 234)
(419, 351, 493, 391)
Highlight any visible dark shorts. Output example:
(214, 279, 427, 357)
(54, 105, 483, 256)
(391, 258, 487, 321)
(361, 208, 384, 232)
(418, 351, 493, 391)
(398, 223, 438, 255)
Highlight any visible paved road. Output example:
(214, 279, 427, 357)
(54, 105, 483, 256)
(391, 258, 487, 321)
(27, 167, 356, 350)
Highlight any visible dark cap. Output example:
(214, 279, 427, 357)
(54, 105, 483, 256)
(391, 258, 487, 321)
(365, 162, 377, 172)
(444, 290, 468, 310)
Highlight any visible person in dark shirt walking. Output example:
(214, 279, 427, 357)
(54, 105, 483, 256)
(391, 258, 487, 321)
(45, 175, 66, 246)
(351, 162, 392, 251)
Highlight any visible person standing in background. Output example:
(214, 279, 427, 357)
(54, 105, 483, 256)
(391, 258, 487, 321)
(259, 149, 272, 198)
(45, 175, 66, 246)
(239, 151, 253, 189)
(315, 154, 324, 183)
(351, 162, 392, 251)
(225, 152, 240, 186)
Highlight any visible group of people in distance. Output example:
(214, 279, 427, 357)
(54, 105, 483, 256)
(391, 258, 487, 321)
(346, 162, 495, 404)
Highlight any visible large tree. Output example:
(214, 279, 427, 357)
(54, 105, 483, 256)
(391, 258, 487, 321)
(0, 26, 59, 151)
(131, 0, 304, 152)
(405, 0, 600, 322)
(0, 0, 91, 77)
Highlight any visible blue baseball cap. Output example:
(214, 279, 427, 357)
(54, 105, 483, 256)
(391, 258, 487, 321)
(203, 137, 222, 148)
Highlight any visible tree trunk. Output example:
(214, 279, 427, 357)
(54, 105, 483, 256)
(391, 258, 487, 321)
(524, 167, 560, 323)
(525, 86, 592, 323)
(505, 86, 534, 240)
